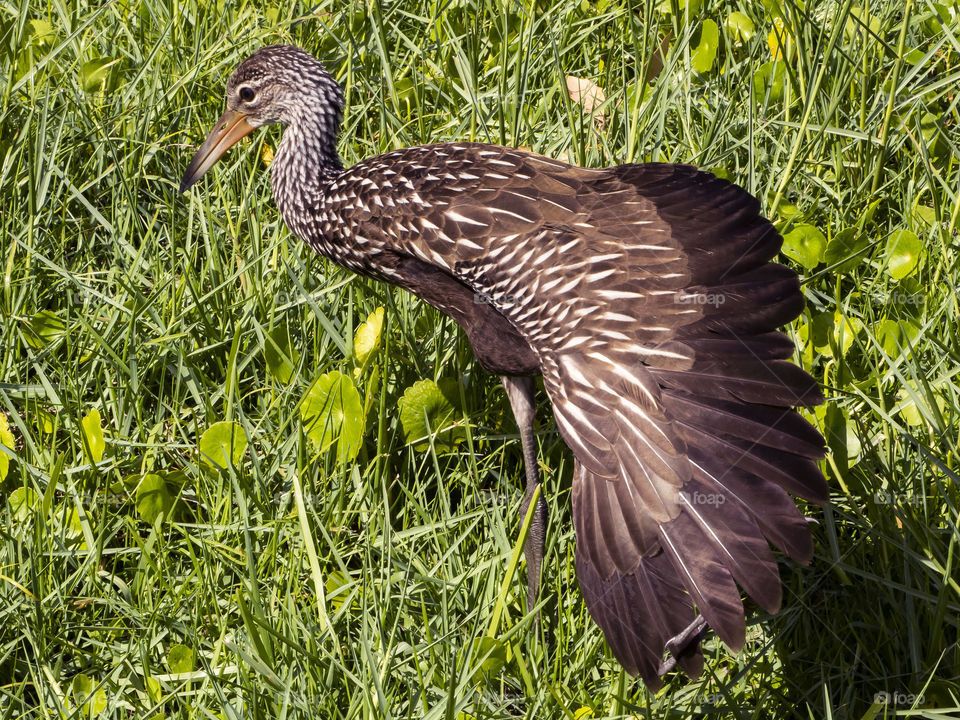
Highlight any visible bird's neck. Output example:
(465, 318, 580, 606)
(270, 109, 344, 241)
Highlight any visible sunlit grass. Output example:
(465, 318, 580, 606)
(1, 0, 958, 717)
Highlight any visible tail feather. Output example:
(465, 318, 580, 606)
(683, 264, 804, 334)
(663, 392, 826, 458)
(679, 423, 828, 503)
(658, 512, 746, 650)
(653, 360, 823, 407)
(691, 451, 815, 563)
(680, 478, 782, 614)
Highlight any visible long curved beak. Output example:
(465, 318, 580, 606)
(180, 109, 256, 193)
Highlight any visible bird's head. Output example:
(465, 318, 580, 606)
(180, 45, 344, 193)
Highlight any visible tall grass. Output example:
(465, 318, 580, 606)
(0, 0, 958, 717)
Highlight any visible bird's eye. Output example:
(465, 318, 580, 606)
(239, 86, 256, 103)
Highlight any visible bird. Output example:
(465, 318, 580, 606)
(180, 44, 827, 690)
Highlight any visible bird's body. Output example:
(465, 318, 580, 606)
(182, 45, 827, 689)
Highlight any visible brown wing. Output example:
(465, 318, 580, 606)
(331, 145, 826, 687)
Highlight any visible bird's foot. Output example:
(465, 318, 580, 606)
(657, 615, 709, 677)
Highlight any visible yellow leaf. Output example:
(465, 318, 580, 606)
(768, 17, 793, 61)
(0, 413, 15, 481)
(261, 143, 274, 167)
(353, 307, 385, 368)
(81, 409, 105, 463)
(845, 6, 881, 41)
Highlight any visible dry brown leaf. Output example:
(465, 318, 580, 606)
(642, 33, 672, 86)
(565, 75, 606, 115)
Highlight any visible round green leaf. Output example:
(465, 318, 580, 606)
(71, 674, 93, 702)
(773, 198, 801, 220)
(898, 381, 947, 428)
(301, 371, 364, 463)
(691, 19, 719, 74)
(823, 227, 870, 272)
(81, 408, 105, 463)
(725, 11, 756, 43)
(825, 404, 862, 471)
(781, 224, 826, 269)
(167, 644, 195, 673)
(469, 636, 506, 683)
(326, 570, 354, 612)
(8, 487, 38, 522)
(10, 20, 56, 83)
(885, 229, 922, 280)
(767, 17, 793, 60)
(136, 474, 173, 523)
(24, 310, 66, 349)
(657, 0, 703, 15)
(877, 318, 919, 358)
(752, 61, 786, 103)
(27, 19, 55, 46)
(81, 57, 117, 93)
(66, 507, 84, 543)
(0, 413, 15, 482)
(922, 3, 953, 35)
(832, 313, 863, 358)
(69, 672, 106, 713)
(264, 322, 299, 383)
(919, 112, 948, 157)
(844, 6, 881, 41)
(33, 409, 54, 436)
(903, 48, 925, 64)
(89, 689, 108, 714)
(912, 204, 937, 229)
(399, 379, 465, 452)
(900, 399, 923, 426)
(393, 77, 418, 112)
(199, 421, 248, 470)
(146, 677, 162, 703)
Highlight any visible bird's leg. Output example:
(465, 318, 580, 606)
(657, 615, 709, 677)
(501, 375, 547, 614)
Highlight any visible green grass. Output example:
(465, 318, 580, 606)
(1, 0, 959, 717)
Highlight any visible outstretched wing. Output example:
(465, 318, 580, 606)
(522, 164, 826, 686)
(336, 146, 827, 686)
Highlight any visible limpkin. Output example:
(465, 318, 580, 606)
(181, 45, 827, 689)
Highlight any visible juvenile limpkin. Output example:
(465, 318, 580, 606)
(181, 45, 827, 689)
